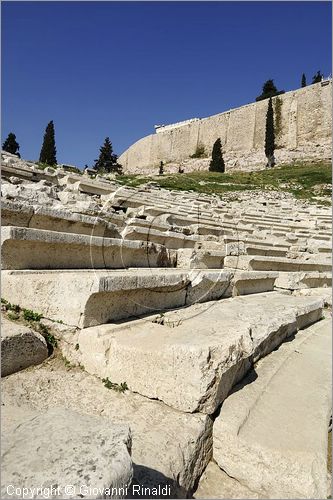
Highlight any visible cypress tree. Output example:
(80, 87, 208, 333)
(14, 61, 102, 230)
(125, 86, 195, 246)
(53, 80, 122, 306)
(312, 71, 323, 84)
(159, 161, 164, 175)
(2, 132, 20, 156)
(209, 138, 225, 173)
(265, 98, 275, 168)
(39, 121, 57, 165)
(301, 73, 307, 87)
(93, 137, 122, 174)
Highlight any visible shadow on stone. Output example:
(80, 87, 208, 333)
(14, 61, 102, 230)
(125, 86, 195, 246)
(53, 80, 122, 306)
(127, 463, 190, 499)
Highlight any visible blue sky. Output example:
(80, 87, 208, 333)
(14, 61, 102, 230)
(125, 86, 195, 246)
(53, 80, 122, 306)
(2, 1, 332, 167)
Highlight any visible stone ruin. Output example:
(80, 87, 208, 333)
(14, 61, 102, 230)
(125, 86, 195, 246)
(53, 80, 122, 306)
(1, 150, 332, 499)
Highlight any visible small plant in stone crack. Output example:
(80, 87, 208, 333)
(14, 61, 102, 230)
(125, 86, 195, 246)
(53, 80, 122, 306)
(41, 328, 58, 349)
(7, 311, 20, 321)
(102, 378, 128, 392)
(1, 299, 58, 353)
(23, 309, 43, 322)
(75, 343, 80, 351)
(61, 355, 74, 369)
(152, 312, 182, 328)
(153, 312, 165, 325)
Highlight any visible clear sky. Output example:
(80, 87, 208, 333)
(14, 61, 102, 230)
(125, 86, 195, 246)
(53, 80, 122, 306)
(2, 1, 332, 168)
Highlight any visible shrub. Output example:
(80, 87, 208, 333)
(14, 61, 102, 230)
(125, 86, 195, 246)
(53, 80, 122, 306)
(190, 143, 206, 158)
(209, 138, 225, 173)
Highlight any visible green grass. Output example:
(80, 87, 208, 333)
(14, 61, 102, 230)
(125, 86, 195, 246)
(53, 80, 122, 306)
(102, 378, 128, 392)
(116, 161, 332, 205)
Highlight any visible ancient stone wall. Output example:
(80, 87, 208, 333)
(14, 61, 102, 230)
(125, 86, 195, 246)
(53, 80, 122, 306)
(119, 81, 332, 174)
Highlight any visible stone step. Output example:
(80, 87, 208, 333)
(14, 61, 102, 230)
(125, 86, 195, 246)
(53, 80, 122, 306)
(177, 248, 226, 269)
(1, 406, 133, 500)
(58, 174, 117, 196)
(224, 236, 290, 250)
(293, 287, 332, 307)
(194, 461, 263, 499)
(121, 225, 200, 249)
(1, 269, 277, 328)
(225, 255, 332, 272)
(76, 293, 323, 414)
(243, 244, 288, 257)
(1, 199, 121, 238)
(1, 316, 48, 377)
(1, 226, 176, 270)
(213, 318, 332, 499)
(274, 271, 332, 290)
(1, 163, 45, 182)
(1, 360, 212, 497)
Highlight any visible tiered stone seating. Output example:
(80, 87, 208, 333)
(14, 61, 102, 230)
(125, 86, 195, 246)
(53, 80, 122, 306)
(1, 153, 331, 498)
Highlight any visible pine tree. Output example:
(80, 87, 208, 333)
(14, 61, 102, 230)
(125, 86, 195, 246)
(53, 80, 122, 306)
(312, 71, 323, 84)
(2, 132, 20, 156)
(209, 138, 225, 173)
(265, 98, 275, 168)
(301, 73, 307, 87)
(39, 121, 57, 165)
(93, 137, 122, 174)
(256, 79, 285, 101)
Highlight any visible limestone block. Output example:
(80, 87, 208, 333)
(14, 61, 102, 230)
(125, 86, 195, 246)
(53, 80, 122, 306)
(177, 248, 226, 269)
(230, 271, 278, 296)
(2, 270, 281, 329)
(77, 293, 323, 414)
(121, 225, 198, 249)
(185, 270, 233, 304)
(1, 364, 212, 497)
(1, 316, 48, 377)
(1, 269, 189, 327)
(194, 461, 263, 499)
(225, 255, 332, 272)
(56, 190, 101, 213)
(244, 244, 287, 257)
(1, 199, 121, 237)
(1, 199, 34, 226)
(293, 287, 332, 307)
(213, 319, 332, 499)
(1, 180, 58, 206)
(77, 179, 116, 196)
(1, 164, 34, 181)
(1, 407, 133, 499)
(1, 227, 176, 270)
(275, 271, 332, 290)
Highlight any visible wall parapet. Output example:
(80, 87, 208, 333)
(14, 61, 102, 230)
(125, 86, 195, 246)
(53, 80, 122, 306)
(155, 118, 201, 134)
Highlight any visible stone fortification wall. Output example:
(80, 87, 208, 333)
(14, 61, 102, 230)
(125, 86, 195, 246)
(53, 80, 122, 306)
(155, 118, 200, 134)
(119, 81, 332, 174)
